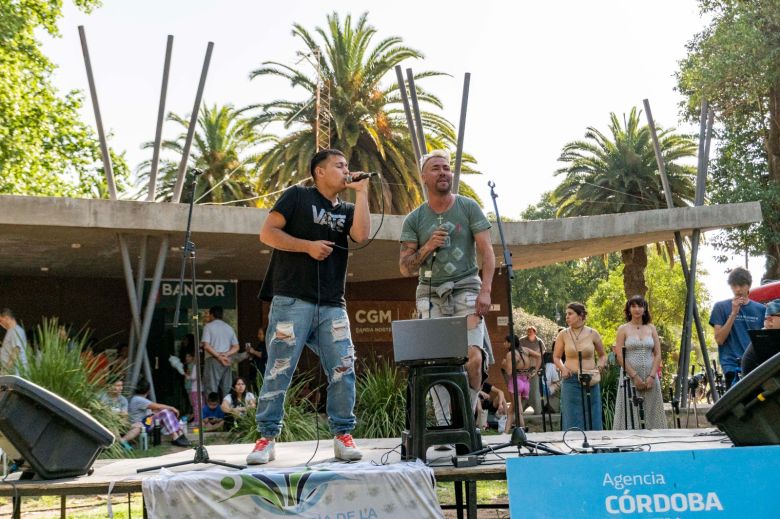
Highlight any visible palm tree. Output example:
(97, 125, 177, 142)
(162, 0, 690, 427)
(248, 12, 479, 214)
(137, 103, 275, 205)
(552, 107, 697, 298)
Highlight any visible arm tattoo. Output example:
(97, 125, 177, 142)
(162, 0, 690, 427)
(400, 243, 427, 275)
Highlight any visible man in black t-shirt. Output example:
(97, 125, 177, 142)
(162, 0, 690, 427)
(247, 149, 371, 465)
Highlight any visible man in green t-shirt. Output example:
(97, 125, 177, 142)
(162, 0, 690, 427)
(399, 150, 496, 421)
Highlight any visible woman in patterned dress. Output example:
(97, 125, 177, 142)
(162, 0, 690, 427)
(613, 295, 667, 430)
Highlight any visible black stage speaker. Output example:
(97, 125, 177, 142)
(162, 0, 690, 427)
(707, 351, 780, 446)
(0, 376, 115, 479)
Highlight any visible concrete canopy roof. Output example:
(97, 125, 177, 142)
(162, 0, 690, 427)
(0, 195, 762, 282)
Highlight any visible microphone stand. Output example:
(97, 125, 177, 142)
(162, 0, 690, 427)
(622, 346, 635, 429)
(537, 364, 552, 432)
(577, 351, 593, 431)
(139, 169, 245, 473)
(487, 181, 522, 445)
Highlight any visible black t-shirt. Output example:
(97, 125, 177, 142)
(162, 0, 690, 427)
(259, 185, 354, 307)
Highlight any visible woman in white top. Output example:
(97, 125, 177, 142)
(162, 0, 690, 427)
(222, 377, 256, 419)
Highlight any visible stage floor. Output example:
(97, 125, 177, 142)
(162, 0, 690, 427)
(0, 427, 732, 497)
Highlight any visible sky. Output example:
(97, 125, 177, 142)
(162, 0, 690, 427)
(40, 0, 767, 302)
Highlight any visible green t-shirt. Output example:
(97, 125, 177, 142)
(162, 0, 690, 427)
(400, 196, 491, 285)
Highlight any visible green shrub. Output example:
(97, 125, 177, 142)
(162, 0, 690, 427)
(230, 373, 328, 443)
(16, 318, 127, 457)
(354, 360, 406, 439)
(600, 363, 620, 429)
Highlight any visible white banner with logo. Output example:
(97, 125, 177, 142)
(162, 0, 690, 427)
(142, 460, 443, 518)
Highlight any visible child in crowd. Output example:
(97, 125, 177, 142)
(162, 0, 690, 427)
(201, 392, 226, 432)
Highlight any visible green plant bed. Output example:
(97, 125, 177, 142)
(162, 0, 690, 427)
(353, 360, 406, 439)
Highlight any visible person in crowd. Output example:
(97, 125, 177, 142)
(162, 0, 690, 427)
(553, 302, 607, 430)
(100, 378, 142, 450)
(201, 392, 226, 432)
(542, 351, 561, 412)
(476, 381, 508, 430)
(502, 334, 540, 431)
(709, 267, 765, 389)
(128, 380, 190, 447)
(249, 149, 370, 465)
(0, 308, 27, 373)
(182, 348, 201, 424)
(613, 295, 667, 430)
(518, 325, 545, 413)
(202, 306, 240, 399)
(245, 326, 267, 391)
(221, 377, 256, 429)
(741, 299, 780, 377)
(399, 149, 496, 426)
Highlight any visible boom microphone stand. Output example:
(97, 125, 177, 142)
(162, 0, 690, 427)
(487, 181, 522, 444)
(139, 169, 245, 473)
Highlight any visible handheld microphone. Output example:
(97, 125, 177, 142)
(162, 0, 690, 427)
(346, 172, 378, 183)
(189, 168, 204, 176)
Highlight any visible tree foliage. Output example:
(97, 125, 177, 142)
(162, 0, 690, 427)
(552, 108, 697, 298)
(136, 103, 274, 205)
(677, 0, 780, 279)
(248, 12, 479, 213)
(0, 0, 129, 197)
(511, 192, 620, 322)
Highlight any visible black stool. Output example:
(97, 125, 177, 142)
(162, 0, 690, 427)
(401, 363, 481, 462)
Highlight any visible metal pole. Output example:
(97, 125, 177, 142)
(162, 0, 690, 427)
(394, 66, 422, 162)
(118, 235, 142, 338)
(128, 236, 169, 399)
(453, 73, 471, 194)
(643, 99, 719, 403)
(78, 26, 117, 200)
(394, 66, 426, 201)
(679, 100, 710, 408)
(148, 35, 174, 202)
(172, 42, 214, 203)
(405, 68, 427, 155)
(127, 236, 149, 365)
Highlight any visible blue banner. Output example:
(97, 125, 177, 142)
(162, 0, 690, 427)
(507, 446, 780, 517)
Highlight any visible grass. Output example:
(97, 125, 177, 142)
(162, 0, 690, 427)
(0, 494, 144, 519)
(437, 480, 509, 504)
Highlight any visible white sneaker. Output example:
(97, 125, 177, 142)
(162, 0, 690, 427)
(334, 434, 362, 461)
(247, 438, 276, 465)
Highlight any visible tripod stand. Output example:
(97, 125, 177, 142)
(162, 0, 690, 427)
(138, 169, 245, 473)
(465, 425, 564, 458)
(619, 346, 646, 430)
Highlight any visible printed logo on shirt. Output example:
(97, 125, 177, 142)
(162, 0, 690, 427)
(312, 206, 346, 232)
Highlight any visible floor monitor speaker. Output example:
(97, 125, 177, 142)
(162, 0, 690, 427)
(0, 375, 115, 479)
(707, 351, 780, 446)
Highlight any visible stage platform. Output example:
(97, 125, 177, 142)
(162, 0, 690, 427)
(0, 428, 733, 517)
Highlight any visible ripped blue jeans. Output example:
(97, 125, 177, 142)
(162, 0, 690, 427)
(255, 295, 356, 438)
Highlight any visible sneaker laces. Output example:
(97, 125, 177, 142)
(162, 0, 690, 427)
(336, 434, 356, 448)
(253, 438, 272, 452)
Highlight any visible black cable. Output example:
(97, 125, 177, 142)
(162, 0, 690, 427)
(331, 176, 385, 252)
(562, 427, 591, 452)
(304, 262, 323, 467)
